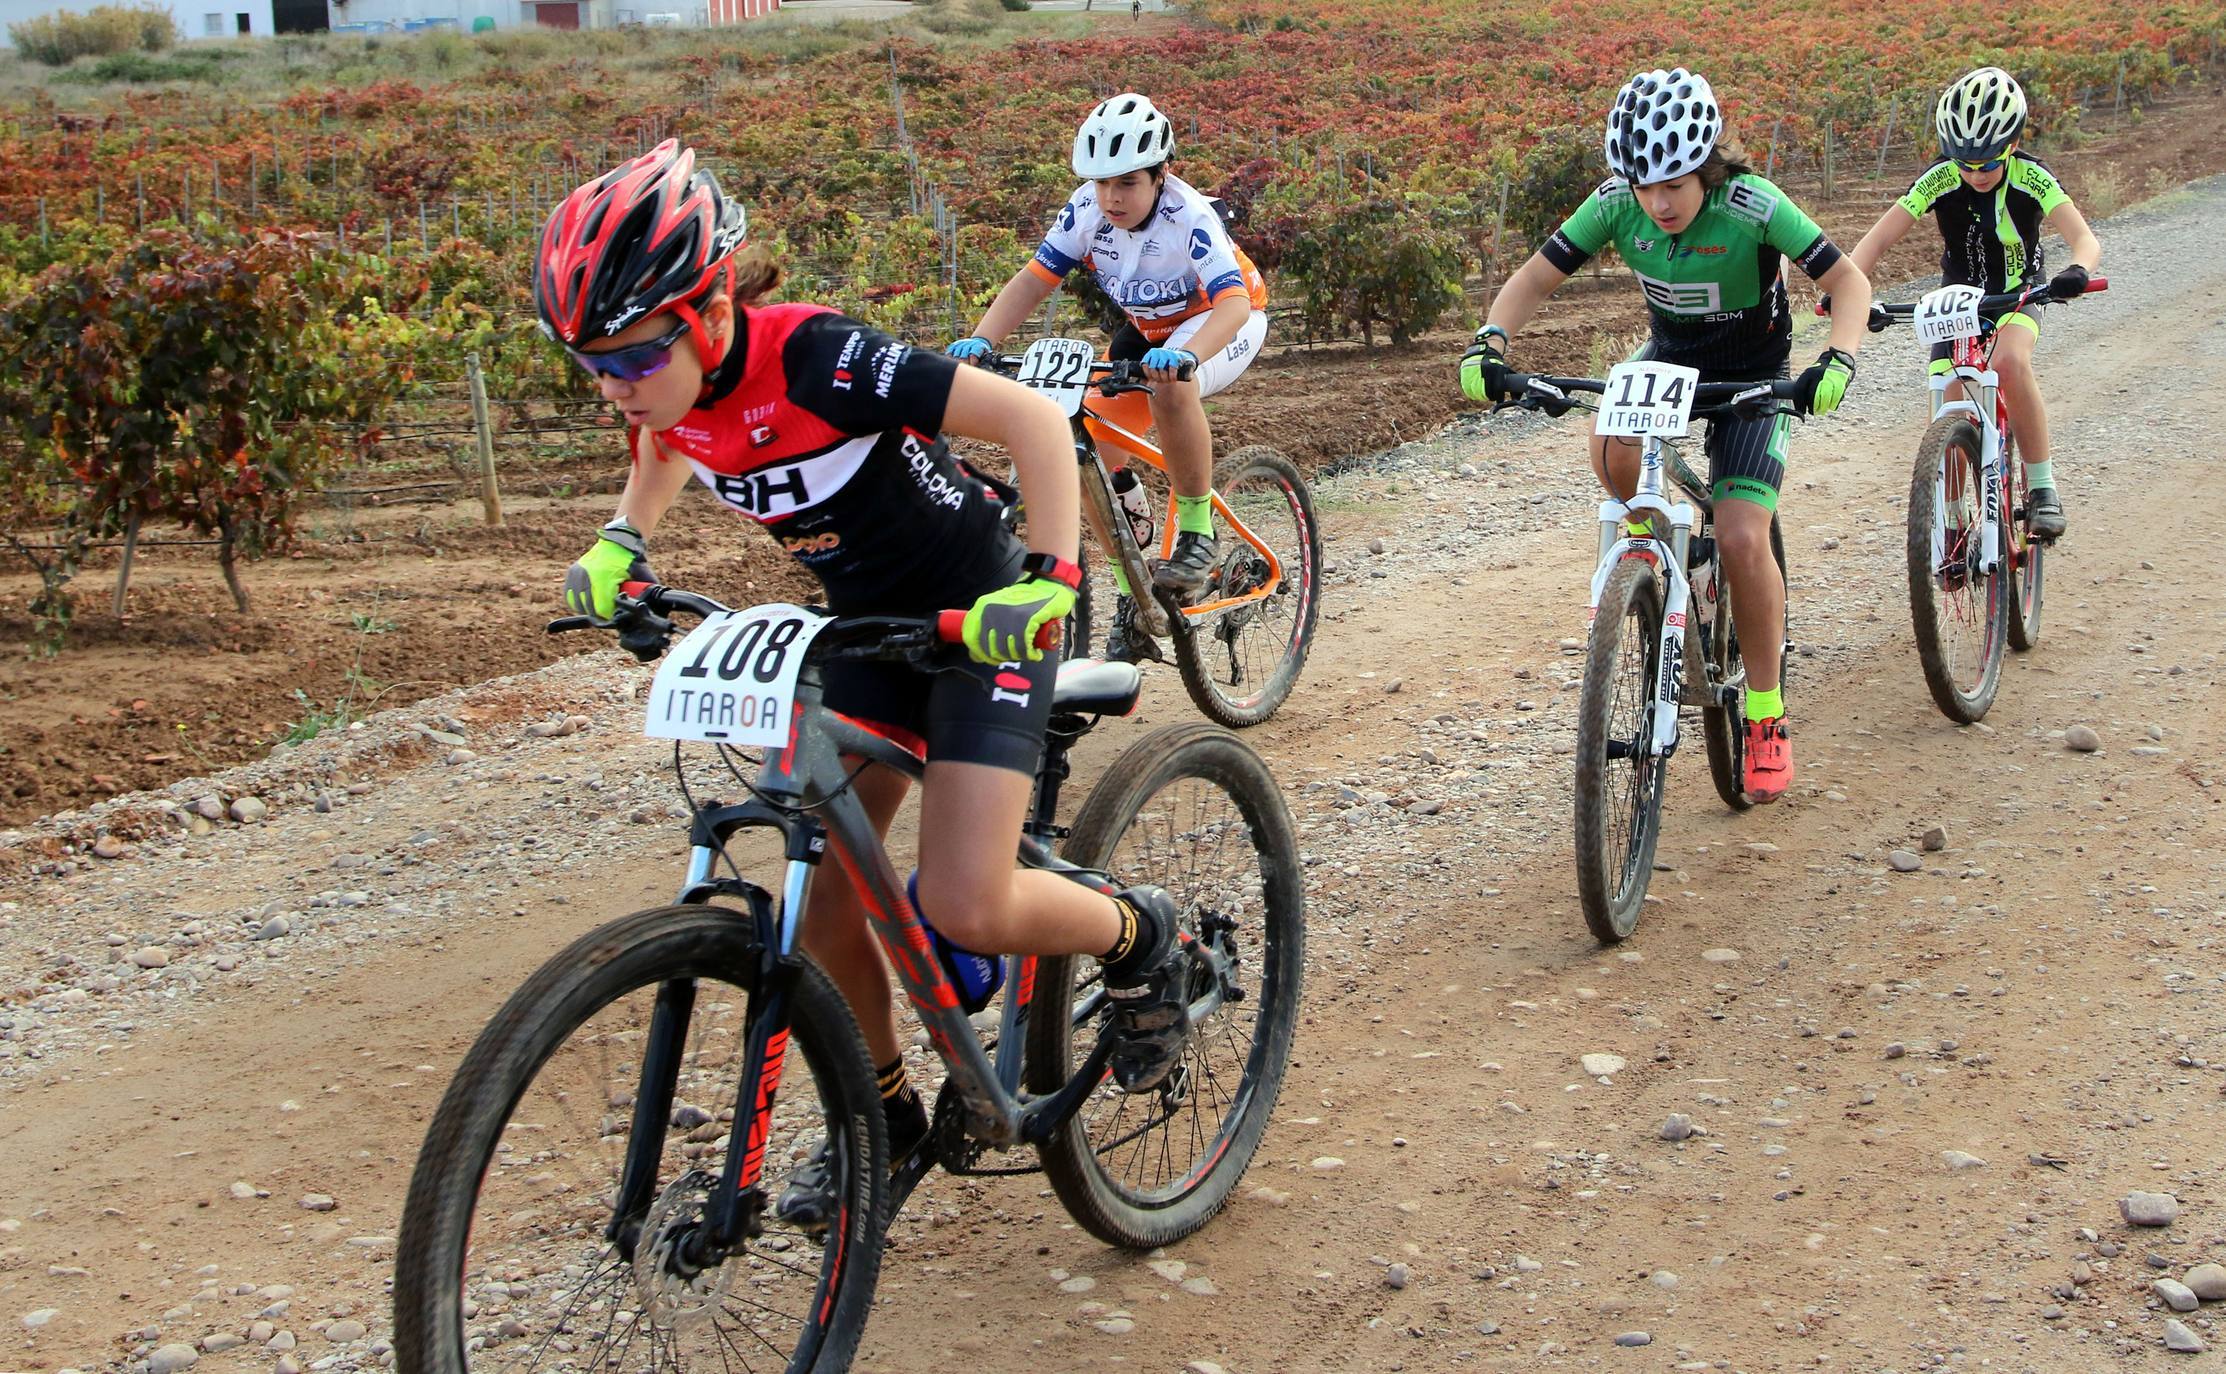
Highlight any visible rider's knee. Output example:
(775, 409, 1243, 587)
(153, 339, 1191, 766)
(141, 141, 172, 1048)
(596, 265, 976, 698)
(1713, 509, 1772, 563)
(911, 865, 1014, 950)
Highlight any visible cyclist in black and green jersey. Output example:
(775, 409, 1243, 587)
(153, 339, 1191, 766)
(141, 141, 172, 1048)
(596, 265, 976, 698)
(1458, 67, 1873, 803)
(1846, 66, 2102, 539)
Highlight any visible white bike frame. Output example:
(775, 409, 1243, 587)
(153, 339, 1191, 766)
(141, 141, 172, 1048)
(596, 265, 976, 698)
(1929, 341, 2006, 577)
(1585, 436, 1696, 760)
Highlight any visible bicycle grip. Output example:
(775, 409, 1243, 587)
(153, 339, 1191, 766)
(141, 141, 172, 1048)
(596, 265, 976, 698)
(934, 609, 1060, 653)
(2083, 276, 2109, 293)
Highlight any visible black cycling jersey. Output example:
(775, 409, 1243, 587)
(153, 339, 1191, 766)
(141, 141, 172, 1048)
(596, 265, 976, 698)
(1895, 154, 2071, 294)
(649, 303, 1021, 613)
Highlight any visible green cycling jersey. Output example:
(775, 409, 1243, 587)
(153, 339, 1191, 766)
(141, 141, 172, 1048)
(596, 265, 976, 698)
(1541, 172, 1844, 378)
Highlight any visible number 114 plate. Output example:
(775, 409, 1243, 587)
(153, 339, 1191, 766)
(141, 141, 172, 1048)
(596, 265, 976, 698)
(644, 603, 832, 746)
(1596, 361, 1700, 439)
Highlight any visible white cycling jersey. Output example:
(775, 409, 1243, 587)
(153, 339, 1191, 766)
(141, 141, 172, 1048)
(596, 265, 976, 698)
(1027, 174, 1269, 342)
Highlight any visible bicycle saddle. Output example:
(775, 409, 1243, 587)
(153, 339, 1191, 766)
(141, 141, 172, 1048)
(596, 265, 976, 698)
(1053, 659, 1143, 716)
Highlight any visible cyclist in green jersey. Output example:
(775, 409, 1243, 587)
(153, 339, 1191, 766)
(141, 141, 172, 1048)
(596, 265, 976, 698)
(1458, 68, 1873, 802)
(1845, 67, 2102, 539)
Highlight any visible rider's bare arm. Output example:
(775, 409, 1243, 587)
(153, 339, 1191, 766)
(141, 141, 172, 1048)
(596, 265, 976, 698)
(1814, 256, 1874, 356)
(1846, 203, 1918, 280)
(940, 363, 1081, 563)
(1482, 251, 1573, 344)
(969, 266, 1063, 347)
(610, 427, 698, 536)
(2047, 201, 2102, 273)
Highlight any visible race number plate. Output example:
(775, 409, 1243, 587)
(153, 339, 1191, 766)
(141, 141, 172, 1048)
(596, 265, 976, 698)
(1913, 284, 1985, 347)
(1596, 361, 1700, 439)
(1015, 337, 1098, 416)
(644, 603, 832, 746)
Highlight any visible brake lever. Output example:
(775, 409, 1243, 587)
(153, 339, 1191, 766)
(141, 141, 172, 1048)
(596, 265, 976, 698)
(547, 616, 597, 634)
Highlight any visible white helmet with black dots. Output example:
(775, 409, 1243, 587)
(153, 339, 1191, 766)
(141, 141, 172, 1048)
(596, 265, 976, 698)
(1604, 67, 1723, 186)
(1935, 66, 2027, 163)
(1072, 92, 1176, 179)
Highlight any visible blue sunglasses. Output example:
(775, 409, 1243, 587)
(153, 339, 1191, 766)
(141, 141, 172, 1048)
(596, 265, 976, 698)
(567, 319, 690, 382)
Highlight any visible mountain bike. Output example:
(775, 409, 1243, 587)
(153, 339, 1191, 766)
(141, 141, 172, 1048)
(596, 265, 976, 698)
(1827, 277, 2107, 722)
(1496, 368, 1798, 943)
(392, 584, 1304, 1374)
(984, 339, 1320, 728)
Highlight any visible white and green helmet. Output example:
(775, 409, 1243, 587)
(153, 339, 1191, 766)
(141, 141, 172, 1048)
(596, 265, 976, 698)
(1936, 67, 2026, 163)
(1072, 93, 1176, 180)
(1604, 67, 1723, 186)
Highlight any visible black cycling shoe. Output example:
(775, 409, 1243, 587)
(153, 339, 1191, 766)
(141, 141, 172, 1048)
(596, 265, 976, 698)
(1101, 885, 1193, 1094)
(1102, 594, 1165, 665)
(2027, 486, 2066, 541)
(774, 1088, 929, 1233)
(1151, 530, 1219, 603)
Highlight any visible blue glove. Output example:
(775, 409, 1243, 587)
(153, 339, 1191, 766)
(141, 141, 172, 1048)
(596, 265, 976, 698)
(1141, 346, 1198, 378)
(947, 336, 993, 362)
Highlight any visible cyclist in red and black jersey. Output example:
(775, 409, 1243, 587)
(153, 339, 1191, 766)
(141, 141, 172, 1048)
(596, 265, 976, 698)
(537, 142, 1198, 1167)
(1847, 67, 2102, 538)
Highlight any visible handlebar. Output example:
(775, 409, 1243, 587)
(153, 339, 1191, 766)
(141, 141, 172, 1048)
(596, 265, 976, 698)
(1818, 276, 2109, 331)
(981, 353, 1195, 390)
(1494, 372, 1802, 420)
(547, 581, 1054, 663)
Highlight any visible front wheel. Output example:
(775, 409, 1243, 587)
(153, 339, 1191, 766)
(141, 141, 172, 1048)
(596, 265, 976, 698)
(1027, 722, 1304, 1249)
(393, 905, 887, 1374)
(1169, 446, 1321, 728)
(1574, 559, 1668, 944)
(1907, 415, 2007, 723)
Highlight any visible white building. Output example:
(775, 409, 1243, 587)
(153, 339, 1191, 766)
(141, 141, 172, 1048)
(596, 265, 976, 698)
(0, 0, 276, 42)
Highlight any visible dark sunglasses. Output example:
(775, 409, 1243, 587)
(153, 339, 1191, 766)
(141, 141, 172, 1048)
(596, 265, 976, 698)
(567, 318, 689, 382)
(1955, 155, 2006, 174)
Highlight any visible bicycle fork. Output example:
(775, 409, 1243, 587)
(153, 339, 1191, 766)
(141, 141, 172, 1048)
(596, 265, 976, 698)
(1587, 438, 1697, 760)
(1932, 377, 2003, 578)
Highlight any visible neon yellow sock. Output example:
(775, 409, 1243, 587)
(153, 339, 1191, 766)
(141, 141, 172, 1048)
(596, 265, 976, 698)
(1111, 561, 1131, 595)
(1175, 493, 1214, 538)
(1624, 516, 1654, 538)
(1745, 685, 1784, 723)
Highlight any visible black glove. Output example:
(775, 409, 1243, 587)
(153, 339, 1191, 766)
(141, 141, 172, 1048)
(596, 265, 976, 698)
(1794, 347, 1857, 417)
(2047, 263, 2091, 302)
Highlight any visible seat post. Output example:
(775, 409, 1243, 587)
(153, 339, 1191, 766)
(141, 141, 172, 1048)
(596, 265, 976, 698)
(1026, 718, 1085, 841)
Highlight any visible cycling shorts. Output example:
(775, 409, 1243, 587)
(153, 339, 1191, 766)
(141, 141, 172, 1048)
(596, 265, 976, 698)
(1625, 342, 1793, 512)
(1108, 309, 1268, 399)
(820, 545, 1056, 777)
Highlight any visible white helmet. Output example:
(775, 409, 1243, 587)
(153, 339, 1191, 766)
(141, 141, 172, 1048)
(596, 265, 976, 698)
(1604, 67, 1723, 186)
(1936, 67, 2026, 163)
(1072, 93, 1175, 179)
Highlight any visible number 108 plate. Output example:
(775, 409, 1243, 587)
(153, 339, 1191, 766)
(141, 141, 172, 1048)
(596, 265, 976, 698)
(643, 603, 832, 745)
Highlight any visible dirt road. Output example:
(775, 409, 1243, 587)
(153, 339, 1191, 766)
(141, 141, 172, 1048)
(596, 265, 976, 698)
(3, 176, 2223, 1373)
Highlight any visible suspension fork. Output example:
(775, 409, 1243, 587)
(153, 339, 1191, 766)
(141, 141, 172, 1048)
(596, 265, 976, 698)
(697, 821, 825, 1250)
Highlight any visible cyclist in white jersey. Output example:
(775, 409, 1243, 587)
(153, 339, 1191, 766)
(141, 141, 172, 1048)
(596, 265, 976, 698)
(951, 93, 1269, 661)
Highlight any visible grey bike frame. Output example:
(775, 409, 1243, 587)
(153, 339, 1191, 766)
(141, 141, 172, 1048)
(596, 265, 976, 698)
(670, 652, 1231, 1149)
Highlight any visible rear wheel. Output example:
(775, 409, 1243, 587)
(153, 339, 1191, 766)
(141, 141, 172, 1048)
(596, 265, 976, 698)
(2003, 422, 2044, 651)
(1907, 415, 2007, 723)
(1574, 560, 1667, 944)
(1028, 722, 1304, 1248)
(1169, 447, 1320, 728)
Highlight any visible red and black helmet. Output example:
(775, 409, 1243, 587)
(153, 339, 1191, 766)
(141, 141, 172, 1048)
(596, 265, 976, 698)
(533, 139, 748, 363)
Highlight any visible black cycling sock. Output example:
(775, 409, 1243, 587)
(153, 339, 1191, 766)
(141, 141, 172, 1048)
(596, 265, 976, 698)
(1100, 896, 1159, 979)
(876, 1057, 918, 1109)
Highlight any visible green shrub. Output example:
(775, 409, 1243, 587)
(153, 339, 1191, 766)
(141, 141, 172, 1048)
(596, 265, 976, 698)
(8, 4, 175, 65)
(53, 46, 235, 83)
(1281, 196, 1467, 347)
(999, 0, 1032, 10)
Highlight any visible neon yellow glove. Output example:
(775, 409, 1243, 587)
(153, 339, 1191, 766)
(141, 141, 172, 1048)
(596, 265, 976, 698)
(563, 520, 653, 621)
(961, 575, 1075, 665)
